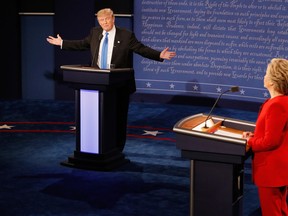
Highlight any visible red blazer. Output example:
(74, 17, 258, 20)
(248, 95, 288, 187)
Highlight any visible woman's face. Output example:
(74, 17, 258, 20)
(264, 65, 273, 89)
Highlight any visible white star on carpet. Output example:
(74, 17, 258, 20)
(142, 130, 163, 136)
(70, 126, 76, 130)
(0, 124, 15, 129)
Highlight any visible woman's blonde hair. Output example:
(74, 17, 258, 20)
(267, 58, 288, 95)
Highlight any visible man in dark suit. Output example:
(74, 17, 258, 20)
(47, 8, 176, 151)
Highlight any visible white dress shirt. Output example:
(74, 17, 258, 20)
(98, 25, 116, 69)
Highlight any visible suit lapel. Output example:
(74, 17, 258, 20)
(91, 28, 103, 67)
(111, 28, 121, 63)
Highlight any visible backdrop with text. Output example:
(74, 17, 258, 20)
(133, 0, 288, 102)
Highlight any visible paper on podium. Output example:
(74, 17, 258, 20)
(193, 119, 214, 131)
(193, 119, 244, 139)
(214, 129, 243, 139)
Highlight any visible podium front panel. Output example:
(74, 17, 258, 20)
(80, 89, 99, 153)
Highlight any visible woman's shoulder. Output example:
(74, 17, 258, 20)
(266, 95, 288, 111)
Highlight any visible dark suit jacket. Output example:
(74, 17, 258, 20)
(62, 26, 163, 93)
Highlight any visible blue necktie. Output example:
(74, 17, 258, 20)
(101, 32, 109, 69)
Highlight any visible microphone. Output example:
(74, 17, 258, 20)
(202, 86, 239, 129)
(91, 34, 104, 67)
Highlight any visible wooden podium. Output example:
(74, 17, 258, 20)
(173, 113, 255, 216)
(60, 65, 134, 171)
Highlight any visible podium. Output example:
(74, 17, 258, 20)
(60, 65, 134, 171)
(173, 113, 255, 216)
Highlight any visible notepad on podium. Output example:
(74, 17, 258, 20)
(193, 118, 243, 139)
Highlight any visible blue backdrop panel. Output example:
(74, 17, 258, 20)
(21, 16, 55, 99)
(54, 0, 95, 100)
(133, 0, 288, 102)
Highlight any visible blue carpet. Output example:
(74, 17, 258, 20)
(0, 99, 260, 216)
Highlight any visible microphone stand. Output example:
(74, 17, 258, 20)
(202, 86, 239, 129)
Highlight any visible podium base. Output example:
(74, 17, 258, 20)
(60, 150, 130, 171)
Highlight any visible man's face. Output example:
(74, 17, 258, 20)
(97, 14, 115, 32)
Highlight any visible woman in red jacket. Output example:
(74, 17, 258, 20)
(243, 58, 288, 216)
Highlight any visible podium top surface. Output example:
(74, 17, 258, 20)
(60, 65, 134, 73)
(60, 65, 134, 86)
(173, 113, 255, 145)
(173, 113, 255, 161)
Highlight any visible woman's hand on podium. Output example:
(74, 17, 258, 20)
(242, 131, 254, 151)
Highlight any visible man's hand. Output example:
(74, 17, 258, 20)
(160, 47, 176, 60)
(46, 34, 63, 46)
